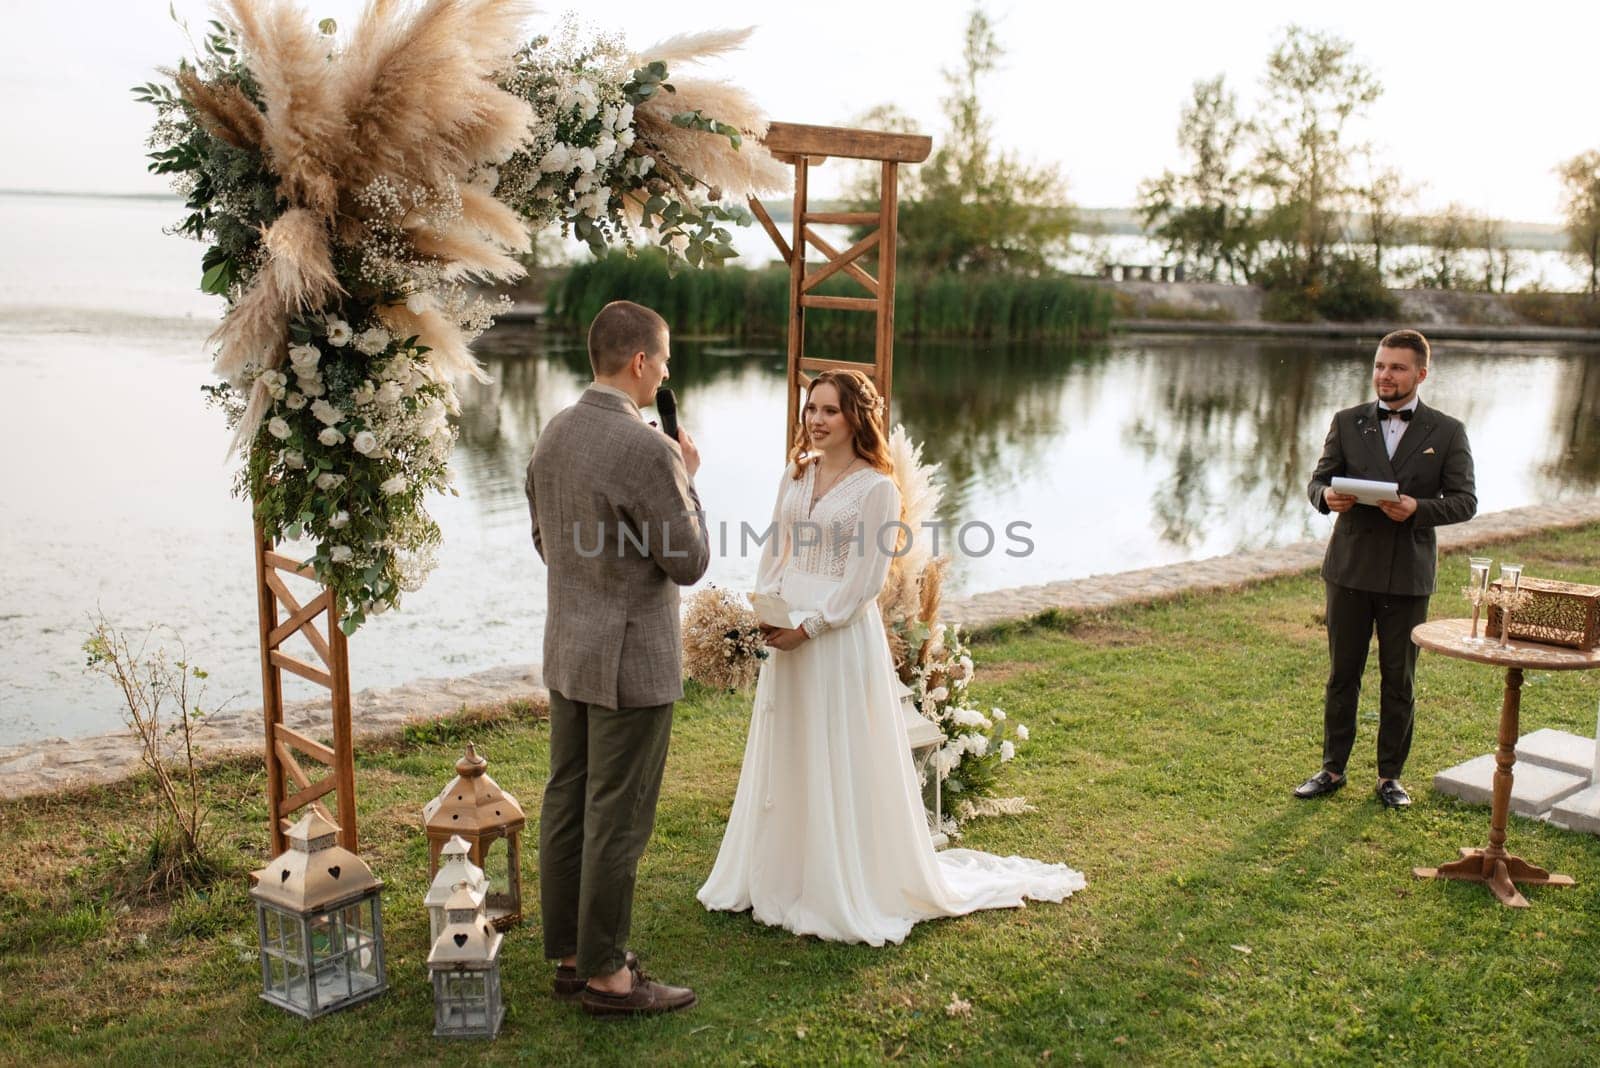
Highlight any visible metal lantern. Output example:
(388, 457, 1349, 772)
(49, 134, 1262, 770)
(428, 884, 505, 1039)
(424, 834, 489, 944)
(422, 743, 526, 930)
(249, 811, 387, 1019)
(899, 679, 948, 848)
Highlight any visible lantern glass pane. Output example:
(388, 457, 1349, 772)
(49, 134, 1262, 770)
(480, 837, 509, 901)
(281, 916, 305, 962)
(267, 956, 287, 996)
(309, 912, 339, 964)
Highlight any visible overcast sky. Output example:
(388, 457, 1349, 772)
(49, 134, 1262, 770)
(5, 1, 1596, 223)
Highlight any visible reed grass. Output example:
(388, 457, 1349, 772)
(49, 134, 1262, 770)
(548, 249, 1113, 341)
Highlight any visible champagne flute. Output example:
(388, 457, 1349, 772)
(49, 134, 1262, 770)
(1465, 556, 1492, 643)
(1497, 563, 1523, 648)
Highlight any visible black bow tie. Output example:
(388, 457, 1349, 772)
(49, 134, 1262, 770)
(1376, 407, 1413, 422)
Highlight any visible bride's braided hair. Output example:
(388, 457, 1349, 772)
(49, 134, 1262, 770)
(788, 369, 894, 479)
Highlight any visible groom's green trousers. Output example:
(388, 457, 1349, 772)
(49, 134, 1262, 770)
(539, 689, 675, 979)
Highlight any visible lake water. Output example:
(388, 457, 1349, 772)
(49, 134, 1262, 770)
(3, 192, 1597, 745)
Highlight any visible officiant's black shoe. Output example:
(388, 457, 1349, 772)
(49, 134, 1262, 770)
(580, 973, 697, 1018)
(1376, 779, 1412, 808)
(1293, 770, 1345, 799)
(554, 951, 638, 1001)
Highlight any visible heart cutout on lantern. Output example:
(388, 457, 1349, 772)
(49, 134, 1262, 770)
(328, 865, 342, 879)
(454, 933, 468, 947)
(280, 869, 291, 883)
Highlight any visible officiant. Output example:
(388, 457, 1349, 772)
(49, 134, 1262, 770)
(1295, 329, 1477, 808)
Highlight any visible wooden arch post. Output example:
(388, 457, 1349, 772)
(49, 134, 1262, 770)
(748, 122, 932, 449)
(253, 517, 358, 855)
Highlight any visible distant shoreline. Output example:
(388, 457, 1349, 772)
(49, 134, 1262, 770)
(0, 188, 180, 202)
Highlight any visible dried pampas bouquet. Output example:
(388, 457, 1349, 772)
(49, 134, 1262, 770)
(682, 587, 769, 691)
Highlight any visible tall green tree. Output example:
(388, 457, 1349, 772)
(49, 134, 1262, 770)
(1138, 76, 1260, 282)
(1253, 26, 1381, 286)
(890, 6, 1074, 273)
(1557, 150, 1600, 296)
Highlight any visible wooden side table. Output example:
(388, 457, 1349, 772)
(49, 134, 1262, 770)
(1411, 618, 1600, 907)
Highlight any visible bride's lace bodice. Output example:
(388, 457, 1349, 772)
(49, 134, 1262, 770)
(755, 463, 902, 638)
(776, 465, 889, 579)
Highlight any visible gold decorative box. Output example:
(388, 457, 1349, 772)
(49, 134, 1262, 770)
(1485, 577, 1600, 650)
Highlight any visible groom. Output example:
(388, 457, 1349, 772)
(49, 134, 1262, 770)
(1296, 329, 1476, 808)
(525, 299, 709, 1017)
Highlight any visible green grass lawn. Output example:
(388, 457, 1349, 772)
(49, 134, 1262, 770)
(5, 525, 1600, 1065)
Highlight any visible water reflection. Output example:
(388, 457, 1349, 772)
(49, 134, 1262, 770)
(6, 321, 1598, 744)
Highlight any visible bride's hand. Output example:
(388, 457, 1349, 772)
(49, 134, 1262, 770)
(765, 626, 808, 651)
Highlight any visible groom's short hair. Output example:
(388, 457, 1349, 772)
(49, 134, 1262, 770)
(1378, 328, 1430, 368)
(588, 301, 669, 377)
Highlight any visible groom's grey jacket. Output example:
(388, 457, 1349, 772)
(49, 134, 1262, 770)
(1307, 398, 1476, 597)
(526, 387, 710, 709)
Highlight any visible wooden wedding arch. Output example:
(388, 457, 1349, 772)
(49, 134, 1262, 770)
(749, 122, 932, 439)
(251, 122, 930, 855)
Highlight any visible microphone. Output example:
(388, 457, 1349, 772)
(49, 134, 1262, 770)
(655, 386, 679, 441)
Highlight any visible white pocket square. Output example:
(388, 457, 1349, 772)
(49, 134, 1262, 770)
(1423, 447, 1436, 455)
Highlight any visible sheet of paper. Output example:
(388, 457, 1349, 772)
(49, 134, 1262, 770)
(750, 592, 810, 629)
(1331, 476, 1400, 506)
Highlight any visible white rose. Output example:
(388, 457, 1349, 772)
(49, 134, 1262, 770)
(354, 327, 391, 356)
(380, 474, 408, 496)
(326, 320, 352, 347)
(404, 291, 432, 315)
(328, 510, 350, 529)
(992, 708, 1006, 722)
(635, 155, 654, 177)
(572, 172, 596, 195)
(617, 128, 635, 150)
(284, 391, 307, 411)
(575, 146, 597, 174)
(594, 134, 616, 162)
(615, 103, 634, 130)
(282, 449, 304, 470)
(267, 417, 291, 440)
(261, 370, 288, 399)
(310, 399, 342, 427)
(376, 381, 403, 406)
(352, 381, 376, 405)
(353, 431, 378, 456)
(329, 545, 352, 563)
(287, 344, 320, 373)
(299, 376, 326, 398)
(1000, 740, 1016, 762)
(318, 427, 345, 447)
(1015, 724, 1029, 742)
(539, 144, 572, 174)
(929, 686, 949, 703)
(967, 733, 989, 758)
(314, 472, 345, 490)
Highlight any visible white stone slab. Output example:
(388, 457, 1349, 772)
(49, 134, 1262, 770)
(1432, 753, 1589, 816)
(1514, 728, 1597, 778)
(1551, 784, 1600, 836)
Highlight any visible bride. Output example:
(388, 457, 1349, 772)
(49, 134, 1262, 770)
(697, 369, 1085, 945)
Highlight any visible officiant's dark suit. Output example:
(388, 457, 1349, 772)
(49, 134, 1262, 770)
(1299, 329, 1476, 806)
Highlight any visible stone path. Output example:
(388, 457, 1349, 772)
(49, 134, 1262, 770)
(5, 499, 1598, 802)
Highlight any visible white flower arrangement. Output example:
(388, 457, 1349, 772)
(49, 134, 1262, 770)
(909, 621, 1033, 827)
(145, 6, 782, 632)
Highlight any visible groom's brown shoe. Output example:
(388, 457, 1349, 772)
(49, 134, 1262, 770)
(553, 950, 638, 1001)
(579, 972, 697, 1018)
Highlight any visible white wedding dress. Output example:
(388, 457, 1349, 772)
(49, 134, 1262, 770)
(697, 464, 1085, 945)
